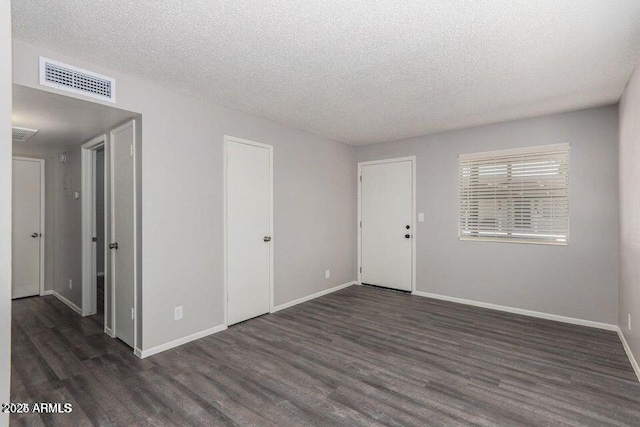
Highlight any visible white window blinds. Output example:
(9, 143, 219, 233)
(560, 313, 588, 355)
(459, 143, 569, 245)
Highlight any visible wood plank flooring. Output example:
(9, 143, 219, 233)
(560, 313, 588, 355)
(10, 285, 640, 426)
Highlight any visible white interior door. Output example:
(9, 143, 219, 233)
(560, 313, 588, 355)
(226, 138, 272, 326)
(360, 159, 413, 291)
(12, 158, 43, 299)
(110, 121, 136, 347)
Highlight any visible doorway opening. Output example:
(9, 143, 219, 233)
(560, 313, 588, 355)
(11, 84, 141, 352)
(81, 135, 106, 328)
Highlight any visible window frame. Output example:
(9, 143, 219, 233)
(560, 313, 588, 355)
(458, 143, 570, 246)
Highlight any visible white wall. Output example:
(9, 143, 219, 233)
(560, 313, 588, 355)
(12, 39, 356, 352)
(619, 61, 640, 361)
(356, 106, 619, 325)
(0, 0, 11, 424)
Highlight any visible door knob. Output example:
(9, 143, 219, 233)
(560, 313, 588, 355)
(405, 234, 411, 239)
(406, 225, 410, 229)
(30, 232, 40, 238)
(109, 242, 119, 250)
(263, 236, 272, 242)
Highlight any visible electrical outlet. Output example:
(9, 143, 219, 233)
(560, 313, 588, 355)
(174, 306, 183, 321)
(629, 313, 632, 331)
(325, 269, 330, 279)
(68, 279, 72, 289)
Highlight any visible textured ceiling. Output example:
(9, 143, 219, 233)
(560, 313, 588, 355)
(12, 85, 136, 152)
(12, 1, 640, 145)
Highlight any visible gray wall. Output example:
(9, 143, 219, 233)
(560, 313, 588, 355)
(53, 148, 83, 306)
(356, 106, 619, 324)
(13, 39, 357, 351)
(0, 0, 11, 423)
(619, 61, 640, 361)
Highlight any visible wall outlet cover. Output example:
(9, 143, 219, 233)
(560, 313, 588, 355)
(175, 306, 183, 321)
(325, 269, 330, 279)
(68, 279, 72, 289)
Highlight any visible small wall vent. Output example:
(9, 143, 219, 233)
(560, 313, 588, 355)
(12, 126, 38, 143)
(39, 57, 116, 103)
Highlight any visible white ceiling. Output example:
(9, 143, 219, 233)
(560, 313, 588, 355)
(12, 0, 640, 145)
(12, 85, 137, 152)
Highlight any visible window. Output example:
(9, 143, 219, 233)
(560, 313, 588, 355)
(459, 143, 569, 245)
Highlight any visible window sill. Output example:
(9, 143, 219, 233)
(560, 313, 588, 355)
(458, 237, 568, 246)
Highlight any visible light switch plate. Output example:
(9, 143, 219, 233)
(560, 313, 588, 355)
(418, 213, 425, 222)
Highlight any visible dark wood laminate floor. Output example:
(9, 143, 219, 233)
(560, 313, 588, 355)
(10, 285, 640, 426)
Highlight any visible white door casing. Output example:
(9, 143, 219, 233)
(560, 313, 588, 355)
(225, 136, 273, 326)
(110, 121, 136, 347)
(81, 134, 106, 318)
(12, 157, 45, 299)
(359, 157, 415, 292)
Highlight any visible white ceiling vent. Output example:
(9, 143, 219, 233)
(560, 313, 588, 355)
(12, 126, 38, 143)
(39, 57, 116, 103)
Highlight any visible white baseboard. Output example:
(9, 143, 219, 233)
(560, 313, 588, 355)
(137, 281, 355, 359)
(42, 290, 53, 296)
(617, 327, 640, 382)
(412, 290, 618, 331)
(271, 281, 356, 313)
(104, 326, 115, 338)
(52, 291, 82, 315)
(137, 324, 227, 359)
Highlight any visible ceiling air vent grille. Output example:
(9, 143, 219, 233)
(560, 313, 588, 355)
(12, 127, 38, 143)
(39, 57, 116, 102)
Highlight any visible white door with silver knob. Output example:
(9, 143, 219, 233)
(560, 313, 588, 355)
(225, 137, 273, 326)
(110, 120, 136, 348)
(12, 157, 44, 299)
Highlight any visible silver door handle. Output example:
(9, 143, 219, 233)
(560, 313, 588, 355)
(31, 232, 40, 238)
(263, 236, 272, 242)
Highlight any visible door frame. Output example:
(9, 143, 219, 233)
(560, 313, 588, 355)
(12, 156, 46, 297)
(223, 135, 274, 327)
(80, 134, 109, 327)
(357, 156, 416, 292)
